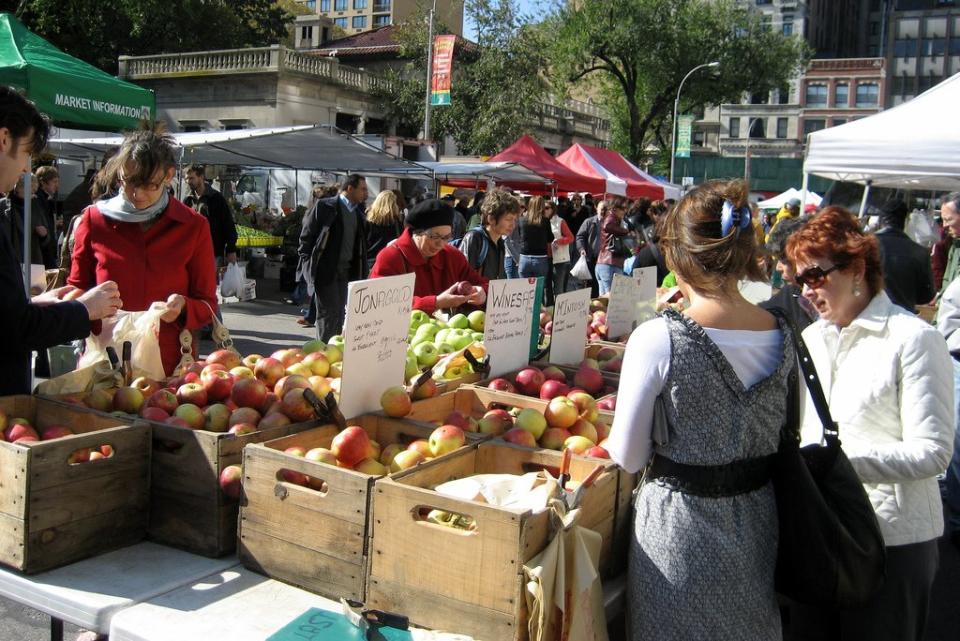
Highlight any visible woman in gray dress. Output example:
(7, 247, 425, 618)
(606, 179, 792, 640)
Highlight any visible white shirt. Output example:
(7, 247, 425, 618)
(800, 291, 954, 546)
(606, 316, 783, 474)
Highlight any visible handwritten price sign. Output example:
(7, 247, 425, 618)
(483, 278, 539, 377)
(549, 288, 591, 365)
(339, 273, 415, 420)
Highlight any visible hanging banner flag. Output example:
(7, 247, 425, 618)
(675, 114, 695, 158)
(430, 35, 456, 106)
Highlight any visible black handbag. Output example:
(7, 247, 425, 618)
(770, 309, 887, 608)
(606, 233, 631, 258)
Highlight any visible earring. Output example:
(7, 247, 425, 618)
(853, 282, 862, 297)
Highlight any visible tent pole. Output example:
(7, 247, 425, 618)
(858, 180, 872, 222)
(21, 172, 32, 296)
(800, 173, 809, 212)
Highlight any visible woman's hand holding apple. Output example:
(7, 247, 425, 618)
(466, 286, 486, 306)
(159, 293, 186, 323)
(436, 283, 469, 310)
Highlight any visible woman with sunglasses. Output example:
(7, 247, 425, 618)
(370, 198, 487, 313)
(606, 180, 792, 640)
(68, 125, 218, 376)
(782, 207, 952, 641)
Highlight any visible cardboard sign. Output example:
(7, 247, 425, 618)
(484, 278, 539, 377)
(267, 607, 412, 641)
(339, 273, 415, 420)
(549, 288, 592, 366)
(633, 266, 658, 326)
(606, 273, 639, 340)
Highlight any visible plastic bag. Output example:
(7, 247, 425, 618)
(570, 254, 592, 281)
(77, 304, 167, 381)
(220, 262, 246, 298)
(905, 210, 938, 247)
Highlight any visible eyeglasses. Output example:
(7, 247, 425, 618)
(420, 231, 453, 243)
(118, 174, 165, 192)
(794, 263, 843, 289)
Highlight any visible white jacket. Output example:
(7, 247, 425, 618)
(800, 292, 954, 547)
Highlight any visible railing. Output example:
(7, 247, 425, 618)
(119, 46, 610, 135)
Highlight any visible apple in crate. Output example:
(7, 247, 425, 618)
(411, 378, 438, 401)
(39, 425, 73, 440)
(478, 409, 512, 435)
(542, 366, 565, 383)
(259, 412, 292, 430)
(545, 396, 579, 429)
(242, 354, 263, 369)
(514, 367, 545, 396)
(429, 425, 466, 457)
(131, 377, 161, 398)
(176, 383, 208, 408)
(487, 378, 516, 393)
(380, 386, 412, 418)
(585, 445, 610, 459)
(515, 408, 547, 440)
(331, 426, 371, 468)
(564, 435, 595, 455)
(275, 375, 310, 398)
(567, 391, 599, 424)
(203, 404, 231, 432)
(379, 443, 404, 467)
(83, 388, 113, 412)
(540, 427, 571, 451)
(229, 423, 258, 436)
(303, 352, 330, 377)
(573, 366, 605, 396)
(113, 387, 145, 414)
(201, 369, 234, 403)
(355, 458, 388, 475)
(141, 407, 170, 422)
(254, 357, 286, 388)
(174, 404, 205, 430)
(407, 439, 432, 458)
(305, 447, 337, 466)
(208, 349, 242, 371)
(279, 388, 315, 423)
(503, 427, 537, 448)
(229, 407, 262, 428)
(281, 446, 309, 485)
(219, 464, 243, 499)
(232, 378, 268, 410)
(390, 449, 425, 473)
(539, 379, 570, 401)
(4, 423, 38, 442)
(145, 390, 179, 416)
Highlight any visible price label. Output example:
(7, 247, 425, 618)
(633, 266, 658, 326)
(549, 288, 591, 366)
(339, 273, 415, 420)
(606, 273, 639, 340)
(483, 278, 539, 377)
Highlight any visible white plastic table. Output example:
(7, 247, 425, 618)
(109, 566, 475, 641)
(0, 542, 238, 640)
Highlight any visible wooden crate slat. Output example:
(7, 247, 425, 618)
(27, 425, 150, 492)
(29, 465, 149, 531)
(241, 498, 365, 562)
(0, 511, 24, 569)
(0, 445, 28, 519)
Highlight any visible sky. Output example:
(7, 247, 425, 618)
(462, 0, 551, 41)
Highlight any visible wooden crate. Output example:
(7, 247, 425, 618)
(238, 414, 482, 602)
(584, 341, 626, 362)
(464, 374, 616, 424)
(366, 442, 619, 641)
(0, 396, 150, 574)
(146, 417, 321, 557)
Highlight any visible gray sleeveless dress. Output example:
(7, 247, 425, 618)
(628, 310, 794, 640)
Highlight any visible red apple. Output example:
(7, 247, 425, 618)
(113, 387, 145, 414)
(201, 369, 234, 403)
(228, 422, 258, 436)
(545, 396, 579, 429)
(539, 379, 570, 400)
(99, 444, 115, 458)
(454, 280, 474, 296)
(567, 390, 599, 423)
(573, 366, 604, 396)
(407, 439, 432, 458)
(183, 372, 200, 384)
(478, 409, 512, 435)
(275, 374, 310, 398)
(67, 448, 90, 463)
(279, 388, 315, 422)
(594, 421, 610, 442)
(380, 385, 412, 418)
(568, 418, 598, 444)
(411, 378, 438, 400)
(39, 425, 73, 440)
(280, 447, 308, 485)
(232, 378, 268, 410)
(515, 408, 548, 440)
(207, 348, 241, 371)
(254, 357, 286, 388)
(173, 403, 205, 430)
(5, 423, 39, 443)
(540, 427, 572, 450)
(258, 412, 292, 430)
(140, 406, 170, 422)
(165, 416, 192, 429)
(259, 391, 280, 416)
(176, 382, 208, 408)
(229, 407, 262, 428)
(428, 424, 466, 457)
(487, 378, 517, 393)
(442, 411, 471, 431)
(242, 354, 263, 369)
(514, 367, 545, 396)
(585, 445, 610, 459)
(502, 427, 537, 448)
(331, 426, 371, 467)
(271, 348, 305, 368)
(541, 365, 566, 382)
(219, 464, 243, 499)
(597, 395, 617, 411)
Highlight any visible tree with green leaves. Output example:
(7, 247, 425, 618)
(545, 0, 810, 165)
(4, 0, 293, 74)
(371, 0, 548, 156)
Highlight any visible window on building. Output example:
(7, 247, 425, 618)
(893, 75, 911, 95)
(320, 0, 330, 10)
(893, 38, 916, 57)
(778, 86, 790, 104)
(760, 15, 772, 31)
(951, 39, 960, 55)
(855, 83, 879, 107)
(834, 83, 848, 107)
(692, 131, 705, 147)
(832, 118, 847, 127)
(755, 0, 772, 4)
(353, 0, 367, 8)
(334, 0, 346, 10)
(303, 0, 316, 8)
(300, 26, 313, 41)
(805, 84, 828, 107)
(868, 45, 879, 56)
(750, 92, 767, 105)
(782, 14, 794, 36)
(334, 17, 347, 27)
(803, 119, 826, 136)
(352, 15, 367, 28)
(919, 75, 943, 92)
(373, 0, 391, 10)
(776, 118, 788, 139)
(921, 39, 947, 56)
(373, 14, 390, 26)
(749, 118, 765, 139)
(870, 21, 879, 36)
(729, 117, 740, 139)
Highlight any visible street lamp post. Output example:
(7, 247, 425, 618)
(744, 116, 762, 186)
(670, 61, 720, 186)
(422, 0, 438, 142)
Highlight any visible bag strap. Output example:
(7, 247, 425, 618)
(173, 299, 236, 376)
(767, 308, 839, 442)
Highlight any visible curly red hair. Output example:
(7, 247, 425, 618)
(785, 206, 883, 297)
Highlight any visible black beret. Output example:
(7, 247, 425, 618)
(880, 199, 908, 222)
(406, 198, 454, 230)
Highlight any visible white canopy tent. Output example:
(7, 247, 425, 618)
(49, 124, 433, 178)
(418, 161, 554, 188)
(803, 73, 960, 208)
(757, 188, 822, 210)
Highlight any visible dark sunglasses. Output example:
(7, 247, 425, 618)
(794, 263, 843, 288)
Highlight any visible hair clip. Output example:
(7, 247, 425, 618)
(720, 200, 752, 237)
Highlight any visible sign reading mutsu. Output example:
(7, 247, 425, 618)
(339, 273, 415, 419)
(483, 278, 539, 377)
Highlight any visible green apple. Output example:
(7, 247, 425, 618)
(437, 342, 456, 355)
(413, 341, 439, 367)
(471, 332, 484, 342)
(328, 335, 345, 350)
(419, 323, 439, 339)
(302, 339, 327, 355)
(404, 354, 420, 381)
(410, 333, 431, 347)
(435, 328, 452, 345)
(444, 365, 466, 379)
(451, 332, 474, 351)
(410, 309, 429, 329)
(467, 310, 485, 332)
(449, 313, 469, 330)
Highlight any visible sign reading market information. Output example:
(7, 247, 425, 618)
(549, 288, 592, 366)
(339, 273, 415, 419)
(430, 34, 456, 106)
(484, 278, 539, 377)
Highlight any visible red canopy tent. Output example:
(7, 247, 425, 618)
(487, 134, 605, 195)
(557, 144, 666, 200)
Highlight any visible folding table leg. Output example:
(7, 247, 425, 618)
(50, 616, 63, 641)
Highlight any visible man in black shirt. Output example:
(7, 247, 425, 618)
(184, 164, 238, 268)
(874, 199, 935, 312)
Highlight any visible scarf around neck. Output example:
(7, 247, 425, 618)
(96, 190, 169, 223)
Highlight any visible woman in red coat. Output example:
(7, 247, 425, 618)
(370, 199, 487, 314)
(69, 127, 217, 376)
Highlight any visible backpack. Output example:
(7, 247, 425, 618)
(458, 226, 489, 271)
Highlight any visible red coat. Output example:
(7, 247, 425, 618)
(68, 198, 218, 376)
(369, 228, 488, 314)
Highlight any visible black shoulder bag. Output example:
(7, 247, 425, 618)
(770, 308, 887, 608)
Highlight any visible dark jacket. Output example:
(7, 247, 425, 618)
(460, 227, 506, 280)
(299, 195, 368, 289)
(598, 214, 630, 267)
(760, 284, 817, 332)
(518, 217, 552, 256)
(576, 215, 601, 262)
(0, 196, 46, 267)
(875, 227, 936, 312)
(0, 217, 90, 395)
(563, 205, 592, 237)
(184, 184, 238, 259)
(365, 217, 403, 270)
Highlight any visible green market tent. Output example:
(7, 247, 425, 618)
(0, 12, 154, 131)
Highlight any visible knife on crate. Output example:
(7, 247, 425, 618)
(408, 365, 434, 395)
(324, 391, 349, 431)
(463, 348, 490, 375)
(302, 388, 329, 421)
(105, 346, 120, 372)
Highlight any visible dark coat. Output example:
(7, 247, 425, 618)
(875, 228, 936, 312)
(460, 227, 506, 280)
(183, 184, 238, 259)
(298, 195, 368, 290)
(0, 217, 89, 395)
(576, 215, 601, 262)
